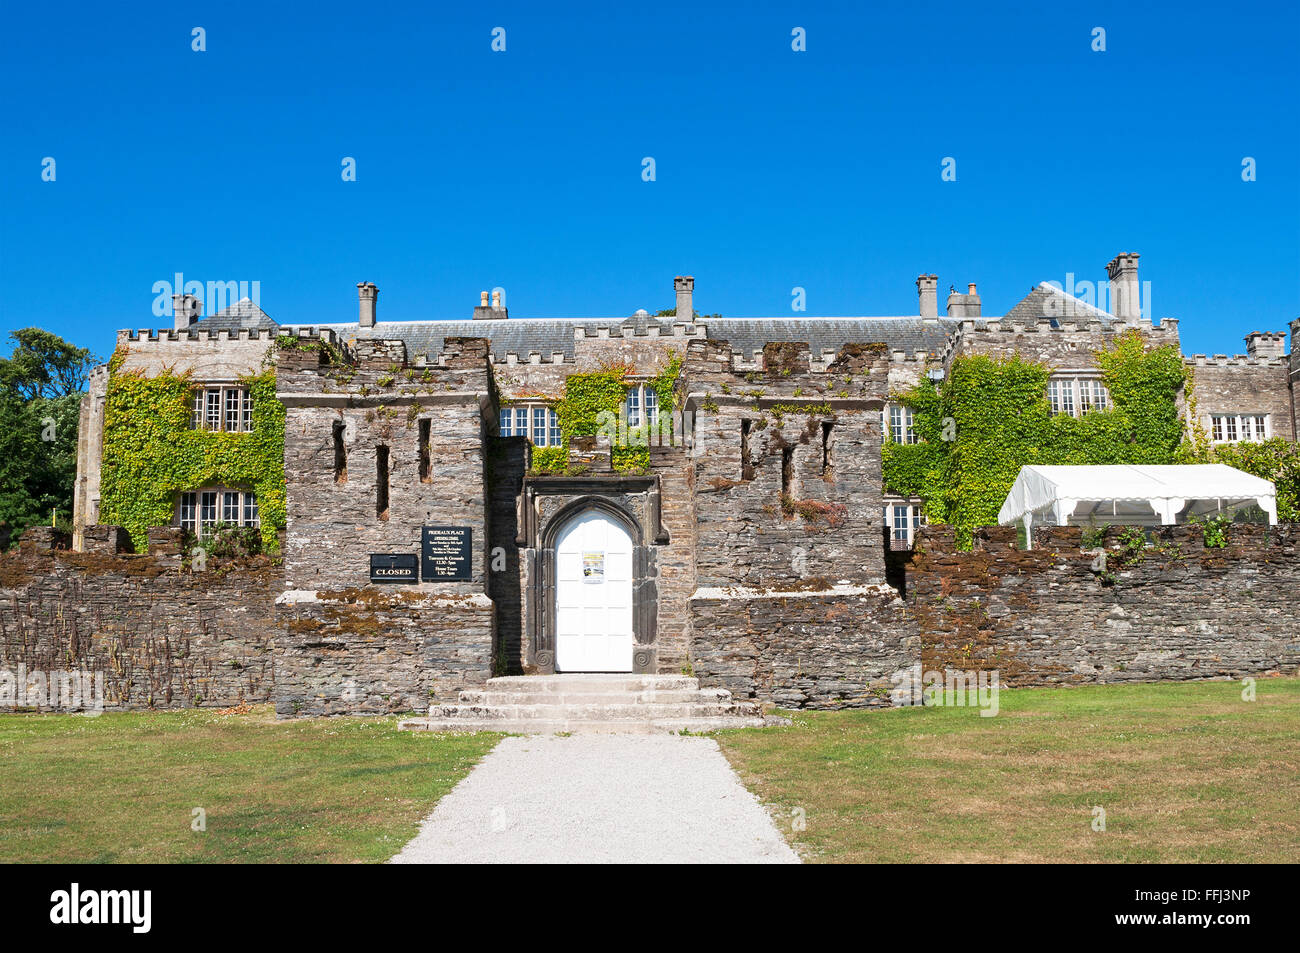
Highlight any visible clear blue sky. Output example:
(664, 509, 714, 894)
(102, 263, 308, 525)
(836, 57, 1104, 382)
(2, 0, 1298, 361)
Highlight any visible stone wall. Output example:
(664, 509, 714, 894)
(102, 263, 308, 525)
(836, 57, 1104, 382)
(689, 584, 918, 708)
(277, 333, 494, 592)
(273, 588, 493, 716)
(0, 530, 276, 711)
(909, 523, 1300, 685)
(1187, 354, 1295, 442)
(686, 339, 890, 590)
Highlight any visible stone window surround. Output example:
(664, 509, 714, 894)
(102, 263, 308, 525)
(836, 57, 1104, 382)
(177, 486, 260, 538)
(1209, 412, 1270, 443)
(882, 403, 918, 445)
(883, 497, 926, 549)
(190, 382, 254, 433)
(500, 402, 561, 447)
(625, 383, 660, 429)
(1047, 374, 1110, 417)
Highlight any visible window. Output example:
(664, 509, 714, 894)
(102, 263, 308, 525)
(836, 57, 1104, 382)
(177, 488, 259, 539)
(376, 445, 390, 520)
(883, 501, 927, 548)
(418, 418, 432, 483)
(886, 404, 917, 444)
(1211, 413, 1269, 444)
(333, 420, 347, 483)
(626, 385, 660, 429)
(499, 403, 559, 445)
(190, 386, 254, 433)
(1048, 377, 1109, 418)
(200, 491, 218, 530)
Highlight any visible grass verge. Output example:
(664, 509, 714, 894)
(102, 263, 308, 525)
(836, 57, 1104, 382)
(716, 678, 1300, 863)
(0, 706, 498, 863)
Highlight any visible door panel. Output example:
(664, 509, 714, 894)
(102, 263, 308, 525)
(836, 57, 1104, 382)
(554, 509, 634, 672)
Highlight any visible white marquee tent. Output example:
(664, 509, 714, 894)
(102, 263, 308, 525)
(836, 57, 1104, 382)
(998, 464, 1277, 543)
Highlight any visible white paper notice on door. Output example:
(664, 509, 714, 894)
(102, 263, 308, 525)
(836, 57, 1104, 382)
(582, 552, 604, 582)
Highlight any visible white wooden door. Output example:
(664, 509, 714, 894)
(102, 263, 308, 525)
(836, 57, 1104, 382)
(554, 510, 634, 672)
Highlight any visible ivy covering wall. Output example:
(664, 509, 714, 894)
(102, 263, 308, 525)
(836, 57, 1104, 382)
(98, 350, 286, 552)
(527, 354, 681, 474)
(882, 330, 1191, 545)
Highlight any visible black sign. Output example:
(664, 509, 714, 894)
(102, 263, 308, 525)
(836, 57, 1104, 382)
(369, 553, 418, 584)
(422, 526, 473, 581)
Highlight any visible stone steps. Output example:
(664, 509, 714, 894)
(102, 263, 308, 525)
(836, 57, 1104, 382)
(397, 673, 777, 735)
(458, 689, 726, 706)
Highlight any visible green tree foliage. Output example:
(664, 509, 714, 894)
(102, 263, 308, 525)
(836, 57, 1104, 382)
(0, 329, 96, 545)
(882, 330, 1191, 545)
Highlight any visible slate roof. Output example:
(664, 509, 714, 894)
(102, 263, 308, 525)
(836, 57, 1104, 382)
(1003, 283, 1115, 324)
(286, 315, 960, 362)
(197, 298, 278, 332)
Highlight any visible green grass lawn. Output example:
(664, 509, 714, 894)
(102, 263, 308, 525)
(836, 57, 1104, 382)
(0, 707, 498, 863)
(718, 678, 1300, 863)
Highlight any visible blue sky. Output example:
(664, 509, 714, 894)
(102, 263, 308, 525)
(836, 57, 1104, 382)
(2, 0, 1298, 361)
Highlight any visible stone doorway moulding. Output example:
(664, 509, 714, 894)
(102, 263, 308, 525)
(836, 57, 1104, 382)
(517, 475, 668, 675)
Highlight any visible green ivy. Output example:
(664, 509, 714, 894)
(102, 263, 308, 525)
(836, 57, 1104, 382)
(883, 330, 1191, 546)
(531, 353, 682, 474)
(98, 356, 286, 552)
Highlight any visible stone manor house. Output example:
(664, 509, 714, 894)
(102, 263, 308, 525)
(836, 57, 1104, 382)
(45, 252, 1299, 713)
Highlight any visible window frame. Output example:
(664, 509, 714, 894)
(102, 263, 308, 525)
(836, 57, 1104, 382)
(1048, 376, 1110, 419)
(1210, 412, 1270, 444)
(190, 385, 255, 433)
(177, 487, 260, 539)
(500, 402, 560, 446)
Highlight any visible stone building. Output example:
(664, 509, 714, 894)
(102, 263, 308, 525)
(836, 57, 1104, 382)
(64, 253, 1299, 711)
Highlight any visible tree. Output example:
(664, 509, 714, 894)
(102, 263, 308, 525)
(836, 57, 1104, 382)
(0, 329, 97, 546)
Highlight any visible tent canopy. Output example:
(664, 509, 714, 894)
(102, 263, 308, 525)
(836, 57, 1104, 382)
(997, 464, 1277, 532)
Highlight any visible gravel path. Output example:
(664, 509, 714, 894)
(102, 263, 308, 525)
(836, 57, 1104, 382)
(390, 734, 800, 864)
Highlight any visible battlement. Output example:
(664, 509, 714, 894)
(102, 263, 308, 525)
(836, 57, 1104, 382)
(120, 326, 277, 344)
(575, 322, 703, 341)
(1186, 353, 1289, 368)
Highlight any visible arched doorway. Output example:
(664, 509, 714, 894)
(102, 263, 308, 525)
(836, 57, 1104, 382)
(553, 507, 635, 672)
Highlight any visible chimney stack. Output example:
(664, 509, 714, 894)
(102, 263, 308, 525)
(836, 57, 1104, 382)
(916, 274, 938, 319)
(946, 282, 982, 318)
(357, 282, 378, 327)
(473, 289, 508, 320)
(674, 275, 694, 319)
(1105, 253, 1141, 322)
(1245, 331, 1287, 360)
(172, 293, 202, 331)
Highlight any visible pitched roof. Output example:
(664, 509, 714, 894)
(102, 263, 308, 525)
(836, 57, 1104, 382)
(1003, 283, 1114, 324)
(196, 298, 279, 332)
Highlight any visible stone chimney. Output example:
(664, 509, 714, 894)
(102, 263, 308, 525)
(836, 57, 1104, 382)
(1244, 331, 1286, 360)
(172, 293, 202, 331)
(946, 282, 982, 318)
(1105, 253, 1141, 322)
(674, 275, 694, 319)
(916, 274, 938, 319)
(357, 282, 378, 327)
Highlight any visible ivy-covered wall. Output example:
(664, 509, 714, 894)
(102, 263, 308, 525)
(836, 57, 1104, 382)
(526, 354, 681, 474)
(883, 330, 1191, 544)
(97, 350, 286, 552)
